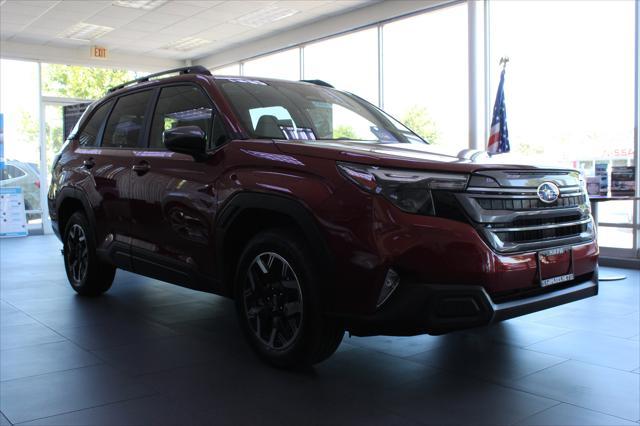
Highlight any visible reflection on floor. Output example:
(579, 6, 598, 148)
(0, 235, 638, 425)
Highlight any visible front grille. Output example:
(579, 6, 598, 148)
(494, 222, 588, 244)
(475, 194, 586, 211)
(455, 170, 595, 253)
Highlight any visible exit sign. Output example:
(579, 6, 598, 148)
(90, 46, 108, 59)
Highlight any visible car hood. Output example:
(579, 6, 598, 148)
(273, 139, 572, 174)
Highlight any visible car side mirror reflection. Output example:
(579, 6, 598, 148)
(164, 126, 207, 161)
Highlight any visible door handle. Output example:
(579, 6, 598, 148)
(82, 158, 95, 169)
(132, 161, 151, 175)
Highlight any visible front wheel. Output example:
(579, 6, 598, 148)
(63, 211, 115, 296)
(235, 229, 344, 368)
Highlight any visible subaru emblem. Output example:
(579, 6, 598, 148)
(537, 182, 560, 203)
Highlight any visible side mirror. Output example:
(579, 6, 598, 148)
(164, 126, 207, 160)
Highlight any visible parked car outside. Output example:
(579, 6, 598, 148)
(1, 159, 40, 219)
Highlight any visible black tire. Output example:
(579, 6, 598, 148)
(63, 211, 115, 296)
(234, 228, 344, 368)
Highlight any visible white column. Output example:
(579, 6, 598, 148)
(37, 62, 52, 234)
(468, 0, 485, 150)
(634, 0, 640, 256)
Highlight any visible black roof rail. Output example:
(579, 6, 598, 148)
(300, 79, 334, 88)
(108, 65, 212, 93)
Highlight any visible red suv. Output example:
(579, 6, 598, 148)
(49, 66, 598, 367)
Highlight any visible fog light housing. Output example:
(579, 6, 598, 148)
(377, 269, 400, 308)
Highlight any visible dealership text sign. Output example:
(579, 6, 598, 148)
(90, 46, 108, 59)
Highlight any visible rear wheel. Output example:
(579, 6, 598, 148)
(235, 229, 344, 368)
(63, 211, 115, 296)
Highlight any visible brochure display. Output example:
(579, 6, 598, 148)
(0, 187, 28, 237)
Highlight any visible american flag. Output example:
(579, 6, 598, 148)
(487, 69, 510, 154)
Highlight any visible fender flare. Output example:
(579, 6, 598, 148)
(215, 191, 335, 291)
(55, 186, 97, 234)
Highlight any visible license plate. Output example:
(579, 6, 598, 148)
(538, 247, 574, 287)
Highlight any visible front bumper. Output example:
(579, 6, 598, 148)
(339, 268, 598, 336)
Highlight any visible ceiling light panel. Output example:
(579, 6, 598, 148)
(231, 6, 299, 28)
(163, 36, 210, 51)
(112, 0, 167, 10)
(58, 22, 114, 41)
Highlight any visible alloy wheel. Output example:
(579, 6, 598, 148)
(242, 252, 303, 351)
(66, 224, 89, 284)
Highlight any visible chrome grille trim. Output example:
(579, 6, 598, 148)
(486, 217, 591, 233)
(460, 171, 595, 253)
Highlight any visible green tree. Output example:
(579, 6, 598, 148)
(42, 64, 137, 100)
(401, 105, 439, 144)
(18, 110, 63, 164)
(333, 124, 357, 140)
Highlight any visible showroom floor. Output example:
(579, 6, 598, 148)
(0, 235, 638, 426)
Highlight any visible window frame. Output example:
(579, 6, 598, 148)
(99, 88, 154, 150)
(144, 82, 229, 152)
(74, 99, 115, 147)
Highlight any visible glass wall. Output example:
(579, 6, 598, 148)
(0, 59, 42, 229)
(212, 63, 240, 76)
(304, 28, 379, 105)
(384, 3, 469, 151)
(243, 48, 300, 80)
(489, 0, 636, 253)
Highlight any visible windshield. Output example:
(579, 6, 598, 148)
(216, 77, 427, 145)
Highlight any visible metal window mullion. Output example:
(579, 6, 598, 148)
(483, 0, 491, 143)
(300, 46, 305, 80)
(377, 24, 384, 109)
(37, 61, 51, 234)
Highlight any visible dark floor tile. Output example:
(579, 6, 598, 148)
(346, 333, 448, 358)
(374, 371, 557, 425)
(56, 319, 177, 351)
(1, 341, 102, 381)
(526, 330, 640, 371)
(0, 310, 37, 328)
(0, 365, 154, 424)
(0, 411, 10, 426)
(516, 403, 638, 426)
(140, 301, 226, 324)
(511, 360, 640, 421)
(408, 334, 567, 382)
(530, 310, 639, 339)
(18, 395, 174, 426)
(27, 305, 141, 331)
(462, 318, 572, 347)
(309, 347, 440, 390)
(0, 323, 65, 350)
(92, 335, 221, 376)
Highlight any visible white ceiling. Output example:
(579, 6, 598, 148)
(0, 0, 378, 61)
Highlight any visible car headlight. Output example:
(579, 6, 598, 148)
(337, 162, 469, 215)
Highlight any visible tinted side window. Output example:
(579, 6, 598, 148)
(102, 91, 152, 148)
(78, 100, 113, 147)
(149, 86, 214, 149)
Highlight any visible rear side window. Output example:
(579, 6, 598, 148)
(102, 91, 152, 148)
(1, 165, 26, 180)
(78, 100, 113, 147)
(149, 85, 214, 149)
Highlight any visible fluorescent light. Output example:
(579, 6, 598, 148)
(231, 6, 299, 28)
(112, 0, 167, 10)
(58, 23, 114, 41)
(163, 37, 211, 51)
